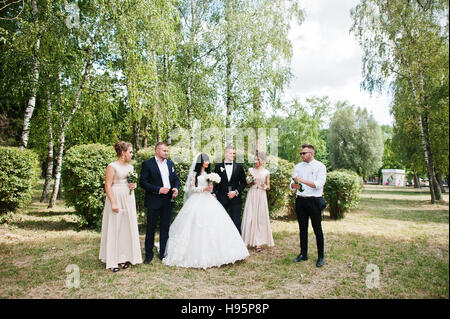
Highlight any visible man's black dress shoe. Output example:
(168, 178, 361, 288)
(143, 256, 153, 264)
(293, 254, 308, 263)
(316, 258, 325, 267)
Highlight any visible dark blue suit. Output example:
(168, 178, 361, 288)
(140, 157, 180, 260)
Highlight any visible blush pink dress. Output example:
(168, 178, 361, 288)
(241, 167, 274, 248)
(99, 161, 142, 269)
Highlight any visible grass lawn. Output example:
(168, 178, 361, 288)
(0, 184, 448, 299)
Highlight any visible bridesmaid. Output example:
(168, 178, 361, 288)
(241, 151, 274, 252)
(99, 141, 143, 272)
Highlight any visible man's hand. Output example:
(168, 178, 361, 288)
(159, 187, 170, 194)
(292, 183, 301, 190)
(172, 188, 179, 198)
(228, 190, 237, 199)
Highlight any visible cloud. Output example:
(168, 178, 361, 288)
(285, 0, 394, 125)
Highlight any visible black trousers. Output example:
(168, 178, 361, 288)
(145, 200, 173, 259)
(295, 196, 324, 259)
(220, 197, 242, 234)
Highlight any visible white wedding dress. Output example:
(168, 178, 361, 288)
(163, 171, 249, 269)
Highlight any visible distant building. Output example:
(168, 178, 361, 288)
(381, 169, 406, 186)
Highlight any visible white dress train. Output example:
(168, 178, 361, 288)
(163, 172, 249, 269)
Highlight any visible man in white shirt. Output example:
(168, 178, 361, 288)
(290, 144, 327, 267)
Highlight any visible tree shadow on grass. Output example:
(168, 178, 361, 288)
(27, 211, 76, 218)
(363, 188, 432, 196)
(357, 197, 449, 224)
(12, 219, 78, 232)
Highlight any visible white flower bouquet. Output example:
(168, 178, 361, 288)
(206, 172, 221, 184)
(127, 171, 138, 195)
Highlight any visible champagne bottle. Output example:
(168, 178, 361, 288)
(292, 178, 304, 192)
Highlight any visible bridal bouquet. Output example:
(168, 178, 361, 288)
(206, 172, 221, 184)
(127, 171, 138, 195)
(246, 174, 254, 184)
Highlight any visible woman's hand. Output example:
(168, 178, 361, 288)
(112, 205, 119, 213)
(128, 183, 137, 190)
(204, 184, 213, 192)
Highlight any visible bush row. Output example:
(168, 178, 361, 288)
(0, 147, 40, 218)
(61, 144, 297, 228)
(0, 144, 362, 228)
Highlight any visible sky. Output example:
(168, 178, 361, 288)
(285, 0, 394, 126)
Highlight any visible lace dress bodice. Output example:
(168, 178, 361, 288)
(188, 172, 209, 193)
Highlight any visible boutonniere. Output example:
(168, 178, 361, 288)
(172, 167, 175, 173)
(220, 167, 225, 172)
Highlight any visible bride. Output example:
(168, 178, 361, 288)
(163, 153, 249, 269)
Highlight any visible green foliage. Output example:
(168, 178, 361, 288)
(134, 147, 295, 219)
(0, 147, 39, 216)
(328, 102, 384, 177)
(268, 97, 329, 166)
(323, 169, 363, 220)
(240, 155, 295, 218)
(61, 143, 116, 229)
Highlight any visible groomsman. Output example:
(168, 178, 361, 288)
(140, 142, 180, 263)
(290, 144, 327, 267)
(213, 145, 247, 234)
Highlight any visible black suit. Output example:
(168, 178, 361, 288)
(139, 157, 180, 260)
(213, 162, 246, 233)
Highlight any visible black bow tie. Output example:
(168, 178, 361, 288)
(225, 163, 233, 165)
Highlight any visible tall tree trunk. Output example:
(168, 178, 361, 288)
(49, 129, 65, 208)
(225, 0, 233, 128)
(49, 39, 95, 208)
(40, 92, 54, 203)
(436, 170, 445, 193)
(167, 128, 172, 145)
(20, 0, 40, 149)
(404, 59, 437, 203)
(253, 86, 260, 112)
(142, 117, 149, 148)
(413, 172, 420, 188)
(163, 47, 171, 145)
(422, 113, 442, 200)
(133, 120, 140, 151)
(187, 0, 195, 151)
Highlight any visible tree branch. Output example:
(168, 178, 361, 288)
(0, 0, 24, 20)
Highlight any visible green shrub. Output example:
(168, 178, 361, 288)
(61, 143, 116, 229)
(0, 147, 40, 216)
(241, 155, 295, 219)
(61, 144, 297, 229)
(135, 148, 295, 219)
(323, 169, 363, 220)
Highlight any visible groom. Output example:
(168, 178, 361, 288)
(213, 145, 246, 234)
(140, 142, 180, 263)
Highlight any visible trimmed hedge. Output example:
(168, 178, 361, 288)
(61, 144, 297, 229)
(323, 169, 363, 220)
(134, 148, 295, 219)
(61, 143, 116, 229)
(0, 147, 40, 216)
